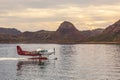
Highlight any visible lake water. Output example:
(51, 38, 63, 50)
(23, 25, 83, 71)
(0, 44, 120, 80)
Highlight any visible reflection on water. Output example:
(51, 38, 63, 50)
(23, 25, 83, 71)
(0, 44, 120, 80)
(17, 60, 47, 71)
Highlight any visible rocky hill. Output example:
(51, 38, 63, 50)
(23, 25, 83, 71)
(57, 21, 80, 34)
(0, 27, 21, 35)
(103, 19, 120, 34)
(88, 19, 120, 42)
(52, 21, 85, 43)
(81, 28, 104, 39)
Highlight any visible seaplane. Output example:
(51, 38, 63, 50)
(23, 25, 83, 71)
(16, 46, 56, 60)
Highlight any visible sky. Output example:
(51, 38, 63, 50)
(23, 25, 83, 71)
(0, 0, 120, 32)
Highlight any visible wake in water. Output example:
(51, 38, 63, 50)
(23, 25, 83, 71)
(0, 58, 28, 61)
(0, 57, 57, 61)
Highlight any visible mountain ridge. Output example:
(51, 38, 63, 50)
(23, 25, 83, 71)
(103, 19, 120, 34)
(0, 27, 21, 35)
(0, 21, 104, 43)
(88, 19, 120, 42)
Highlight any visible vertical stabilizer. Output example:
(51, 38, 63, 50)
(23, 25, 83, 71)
(17, 46, 23, 55)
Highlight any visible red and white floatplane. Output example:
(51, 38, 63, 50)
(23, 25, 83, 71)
(17, 46, 56, 61)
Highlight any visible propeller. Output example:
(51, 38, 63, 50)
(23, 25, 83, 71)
(54, 48, 55, 55)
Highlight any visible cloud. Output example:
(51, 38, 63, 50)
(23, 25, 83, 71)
(0, 0, 120, 10)
(0, 0, 120, 31)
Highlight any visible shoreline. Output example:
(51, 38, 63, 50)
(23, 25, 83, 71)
(0, 42, 120, 44)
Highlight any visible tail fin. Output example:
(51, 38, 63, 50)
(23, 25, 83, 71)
(17, 46, 23, 55)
